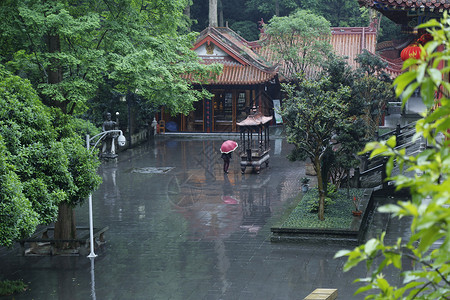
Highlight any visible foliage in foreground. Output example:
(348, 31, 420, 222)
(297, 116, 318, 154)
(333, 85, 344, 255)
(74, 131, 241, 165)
(335, 13, 450, 299)
(0, 280, 27, 296)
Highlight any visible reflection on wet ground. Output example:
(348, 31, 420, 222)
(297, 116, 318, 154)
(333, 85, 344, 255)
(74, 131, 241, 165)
(0, 135, 411, 300)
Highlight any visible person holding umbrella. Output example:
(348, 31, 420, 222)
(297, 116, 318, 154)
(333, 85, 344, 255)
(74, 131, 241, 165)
(220, 140, 238, 174)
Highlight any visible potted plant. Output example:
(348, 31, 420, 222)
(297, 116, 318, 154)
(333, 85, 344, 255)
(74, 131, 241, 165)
(352, 196, 363, 216)
(301, 177, 310, 193)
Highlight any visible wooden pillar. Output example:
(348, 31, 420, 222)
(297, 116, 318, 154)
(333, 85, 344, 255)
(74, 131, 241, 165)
(232, 91, 237, 132)
(205, 98, 212, 133)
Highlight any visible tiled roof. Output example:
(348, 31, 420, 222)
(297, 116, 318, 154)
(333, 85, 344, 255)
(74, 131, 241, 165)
(237, 112, 273, 127)
(359, 0, 450, 9)
(194, 27, 275, 73)
(331, 26, 378, 69)
(191, 27, 277, 85)
(186, 63, 277, 85)
(359, 0, 450, 26)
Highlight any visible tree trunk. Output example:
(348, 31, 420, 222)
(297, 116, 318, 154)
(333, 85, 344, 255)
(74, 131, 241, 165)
(315, 156, 325, 221)
(209, 0, 218, 27)
(218, 0, 223, 27)
(45, 34, 69, 112)
(184, 4, 191, 31)
(275, 0, 280, 17)
(47, 34, 62, 84)
(48, 32, 78, 248)
(54, 202, 77, 249)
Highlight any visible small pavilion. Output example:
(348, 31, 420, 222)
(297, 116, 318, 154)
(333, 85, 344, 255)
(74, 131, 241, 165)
(237, 107, 272, 174)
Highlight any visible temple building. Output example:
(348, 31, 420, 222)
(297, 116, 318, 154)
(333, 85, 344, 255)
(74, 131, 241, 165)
(158, 21, 379, 133)
(360, 0, 450, 76)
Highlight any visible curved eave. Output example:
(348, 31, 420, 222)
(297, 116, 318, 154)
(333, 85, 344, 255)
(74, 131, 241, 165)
(359, 0, 450, 9)
(185, 65, 277, 85)
(193, 36, 249, 66)
(237, 114, 273, 126)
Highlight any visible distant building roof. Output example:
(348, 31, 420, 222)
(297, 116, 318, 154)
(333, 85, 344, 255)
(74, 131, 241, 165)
(255, 20, 378, 80)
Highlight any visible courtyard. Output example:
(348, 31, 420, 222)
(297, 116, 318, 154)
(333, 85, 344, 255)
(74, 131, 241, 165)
(0, 133, 409, 299)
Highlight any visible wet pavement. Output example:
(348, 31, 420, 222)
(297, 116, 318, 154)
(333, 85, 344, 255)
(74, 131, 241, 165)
(0, 132, 410, 300)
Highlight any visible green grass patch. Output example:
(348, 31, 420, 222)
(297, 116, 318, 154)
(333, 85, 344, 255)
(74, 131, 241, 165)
(378, 127, 395, 135)
(278, 188, 365, 230)
(0, 280, 27, 296)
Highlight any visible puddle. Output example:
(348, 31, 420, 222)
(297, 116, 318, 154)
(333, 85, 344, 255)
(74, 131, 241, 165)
(130, 167, 174, 174)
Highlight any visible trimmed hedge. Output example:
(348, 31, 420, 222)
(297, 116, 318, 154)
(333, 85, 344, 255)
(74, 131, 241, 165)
(279, 188, 365, 229)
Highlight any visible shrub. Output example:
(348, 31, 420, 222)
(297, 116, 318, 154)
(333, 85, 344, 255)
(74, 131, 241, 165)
(303, 188, 335, 213)
(0, 280, 27, 296)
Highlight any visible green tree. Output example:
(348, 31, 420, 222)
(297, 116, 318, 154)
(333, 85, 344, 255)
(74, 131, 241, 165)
(0, 66, 101, 247)
(245, 0, 312, 17)
(335, 13, 450, 299)
(280, 76, 350, 220)
(312, 0, 368, 27)
(353, 50, 395, 137)
(0, 0, 221, 242)
(262, 10, 333, 84)
(378, 15, 405, 43)
(229, 21, 259, 41)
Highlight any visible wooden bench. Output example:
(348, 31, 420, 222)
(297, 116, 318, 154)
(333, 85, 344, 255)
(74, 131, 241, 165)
(304, 289, 338, 300)
(18, 226, 109, 256)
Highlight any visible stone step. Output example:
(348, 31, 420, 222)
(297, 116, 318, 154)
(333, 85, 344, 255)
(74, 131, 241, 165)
(304, 288, 338, 300)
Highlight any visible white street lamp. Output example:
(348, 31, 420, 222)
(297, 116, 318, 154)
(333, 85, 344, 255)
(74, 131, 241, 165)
(86, 129, 126, 258)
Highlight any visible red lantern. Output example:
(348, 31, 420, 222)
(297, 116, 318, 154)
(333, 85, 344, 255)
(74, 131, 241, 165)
(401, 44, 422, 61)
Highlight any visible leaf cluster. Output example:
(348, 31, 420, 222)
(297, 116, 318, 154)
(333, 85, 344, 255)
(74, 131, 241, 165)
(0, 0, 221, 117)
(281, 76, 350, 161)
(263, 10, 333, 81)
(303, 186, 336, 213)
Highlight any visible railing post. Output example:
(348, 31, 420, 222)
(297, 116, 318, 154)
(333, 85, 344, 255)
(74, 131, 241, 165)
(382, 157, 389, 190)
(355, 167, 361, 188)
(361, 154, 369, 171)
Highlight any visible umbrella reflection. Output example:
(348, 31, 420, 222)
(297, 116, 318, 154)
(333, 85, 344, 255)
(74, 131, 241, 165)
(222, 174, 239, 204)
(239, 175, 272, 235)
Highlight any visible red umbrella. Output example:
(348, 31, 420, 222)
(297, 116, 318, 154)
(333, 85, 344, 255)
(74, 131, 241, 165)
(220, 140, 238, 154)
(222, 195, 239, 205)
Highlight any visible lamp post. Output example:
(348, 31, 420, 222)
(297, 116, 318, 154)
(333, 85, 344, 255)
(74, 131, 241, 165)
(86, 130, 126, 258)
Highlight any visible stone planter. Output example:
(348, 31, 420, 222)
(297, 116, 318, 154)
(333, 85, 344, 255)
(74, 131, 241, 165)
(352, 210, 363, 216)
